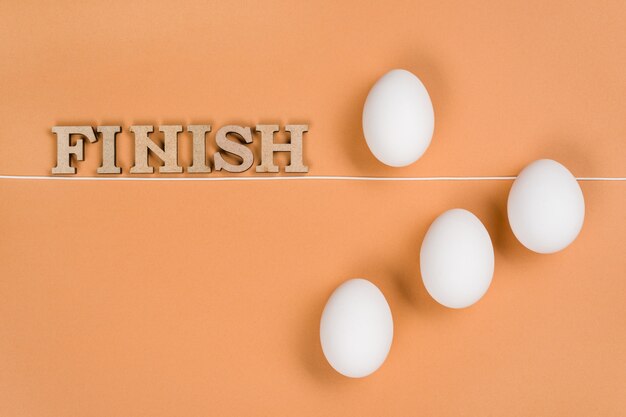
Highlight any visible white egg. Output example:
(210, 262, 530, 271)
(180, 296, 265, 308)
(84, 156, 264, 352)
(508, 159, 585, 254)
(362, 69, 435, 167)
(420, 209, 495, 309)
(320, 279, 393, 378)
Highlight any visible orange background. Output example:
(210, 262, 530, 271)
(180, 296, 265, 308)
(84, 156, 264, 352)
(0, 0, 625, 416)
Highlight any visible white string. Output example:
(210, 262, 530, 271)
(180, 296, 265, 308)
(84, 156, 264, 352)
(0, 175, 624, 182)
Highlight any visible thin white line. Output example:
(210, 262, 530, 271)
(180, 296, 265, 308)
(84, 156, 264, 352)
(0, 175, 624, 182)
(575, 177, 626, 181)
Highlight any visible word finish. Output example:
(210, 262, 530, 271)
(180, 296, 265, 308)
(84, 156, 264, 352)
(51, 124, 309, 175)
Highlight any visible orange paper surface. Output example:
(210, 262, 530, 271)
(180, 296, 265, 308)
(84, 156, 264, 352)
(0, 1, 625, 416)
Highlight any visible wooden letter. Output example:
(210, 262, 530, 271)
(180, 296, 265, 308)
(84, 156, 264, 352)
(51, 126, 97, 174)
(97, 126, 122, 174)
(130, 125, 183, 174)
(214, 125, 254, 173)
(255, 124, 309, 173)
(187, 125, 212, 173)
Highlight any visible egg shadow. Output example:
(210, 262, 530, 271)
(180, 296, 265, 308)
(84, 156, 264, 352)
(361, 218, 446, 319)
(297, 287, 351, 385)
(481, 191, 519, 259)
(333, 82, 381, 174)
(398, 217, 452, 317)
